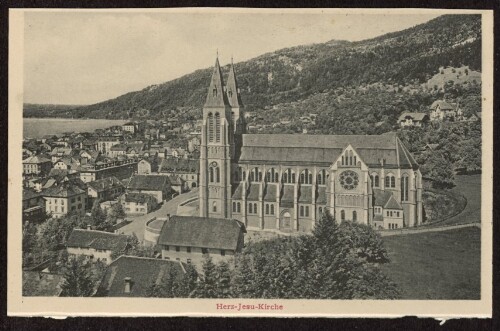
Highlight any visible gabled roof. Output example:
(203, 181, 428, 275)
(430, 100, 454, 110)
(23, 189, 41, 201)
(23, 155, 51, 164)
(42, 184, 85, 198)
(398, 112, 429, 122)
(127, 175, 170, 192)
(66, 229, 129, 251)
(373, 189, 393, 207)
(23, 271, 64, 297)
(159, 158, 199, 173)
(158, 216, 246, 251)
(239, 133, 418, 169)
(384, 195, 403, 210)
(123, 193, 156, 204)
(96, 256, 186, 297)
(232, 182, 244, 200)
(204, 57, 230, 108)
(87, 176, 124, 193)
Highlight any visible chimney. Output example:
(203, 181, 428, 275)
(87, 224, 92, 231)
(124, 277, 131, 293)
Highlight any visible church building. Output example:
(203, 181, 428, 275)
(199, 57, 423, 233)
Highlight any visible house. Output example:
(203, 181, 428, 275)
(87, 176, 125, 204)
(22, 271, 65, 297)
(109, 144, 129, 158)
(96, 137, 123, 154)
(66, 229, 129, 264)
(78, 158, 138, 183)
(398, 112, 429, 128)
(157, 216, 246, 266)
(137, 157, 159, 175)
(188, 137, 201, 152)
(372, 189, 404, 230)
(42, 184, 87, 218)
(95, 256, 186, 297)
(23, 155, 52, 175)
(122, 122, 136, 134)
(168, 175, 185, 193)
(126, 175, 172, 203)
(22, 189, 45, 222)
(40, 134, 58, 144)
(429, 100, 463, 121)
(121, 192, 158, 215)
(50, 146, 74, 162)
(159, 158, 199, 189)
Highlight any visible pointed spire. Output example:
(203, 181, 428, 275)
(226, 59, 244, 108)
(204, 56, 230, 108)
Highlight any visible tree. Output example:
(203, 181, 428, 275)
(193, 256, 218, 298)
(107, 203, 126, 223)
(60, 257, 95, 297)
(231, 253, 255, 298)
(215, 261, 232, 298)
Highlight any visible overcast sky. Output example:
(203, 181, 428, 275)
(23, 10, 442, 105)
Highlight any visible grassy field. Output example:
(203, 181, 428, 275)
(380, 227, 481, 300)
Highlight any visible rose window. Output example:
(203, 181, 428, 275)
(339, 170, 359, 190)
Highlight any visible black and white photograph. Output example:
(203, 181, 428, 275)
(7, 8, 493, 317)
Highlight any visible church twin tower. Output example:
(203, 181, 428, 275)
(199, 57, 245, 218)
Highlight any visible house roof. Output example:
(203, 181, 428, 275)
(280, 185, 295, 207)
(247, 183, 260, 201)
(23, 271, 64, 297)
(158, 215, 246, 251)
(168, 175, 183, 186)
(23, 189, 41, 201)
(159, 158, 199, 173)
(298, 186, 312, 203)
(430, 100, 454, 110)
(87, 176, 124, 193)
(232, 182, 244, 200)
(398, 112, 429, 122)
(238, 133, 418, 169)
(127, 175, 170, 192)
(110, 144, 128, 151)
(204, 57, 230, 108)
(263, 184, 277, 202)
(23, 155, 51, 164)
(384, 195, 403, 210)
(373, 189, 393, 207)
(42, 184, 85, 198)
(66, 229, 129, 251)
(123, 193, 156, 204)
(96, 256, 186, 297)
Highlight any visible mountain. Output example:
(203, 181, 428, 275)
(24, 14, 481, 120)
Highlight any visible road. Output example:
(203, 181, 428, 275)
(117, 188, 199, 241)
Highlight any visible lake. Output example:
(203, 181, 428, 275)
(23, 118, 129, 139)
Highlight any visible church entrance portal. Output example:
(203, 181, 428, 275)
(280, 210, 292, 231)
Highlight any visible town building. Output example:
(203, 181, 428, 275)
(429, 100, 463, 121)
(159, 158, 199, 189)
(157, 216, 246, 266)
(42, 184, 87, 218)
(121, 192, 158, 215)
(95, 256, 186, 297)
(66, 229, 129, 264)
(398, 112, 430, 128)
(78, 158, 138, 183)
(96, 137, 123, 154)
(122, 122, 136, 134)
(22, 189, 45, 222)
(126, 174, 172, 203)
(23, 155, 52, 175)
(198, 57, 423, 233)
(87, 176, 125, 204)
(137, 157, 159, 175)
(22, 271, 64, 297)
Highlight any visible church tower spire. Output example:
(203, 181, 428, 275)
(199, 55, 234, 219)
(226, 59, 244, 109)
(204, 56, 230, 108)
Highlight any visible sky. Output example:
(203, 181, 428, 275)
(23, 10, 442, 105)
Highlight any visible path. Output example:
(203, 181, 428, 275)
(379, 222, 480, 236)
(117, 188, 199, 241)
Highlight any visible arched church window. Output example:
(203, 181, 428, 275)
(237, 202, 241, 213)
(232, 202, 236, 212)
(354, 155, 357, 165)
(213, 86, 218, 97)
(270, 204, 274, 215)
(385, 176, 390, 188)
(212, 201, 217, 213)
(265, 204, 269, 215)
(248, 203, 253, 214)
(391, 176, 396, 188)
(274, 173, 279, 183)
(300, 206, 304, 217)
(341, 210, 345, 221)
(209, 167, 214, 183)
(216, 167, 220, 183)
(401, 175, 409, 201)
(215, 113, 221, 143)
(353, 211, 357, 221)
(208, 113, 214, 142)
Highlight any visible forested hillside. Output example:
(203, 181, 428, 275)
(24, 14, 481, 120)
